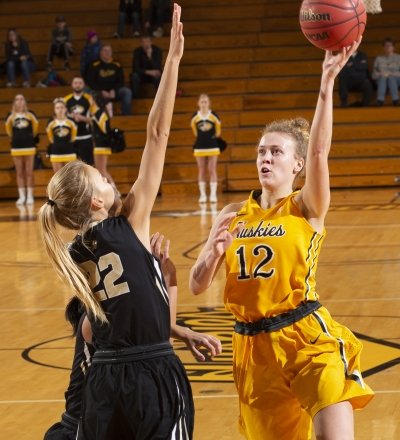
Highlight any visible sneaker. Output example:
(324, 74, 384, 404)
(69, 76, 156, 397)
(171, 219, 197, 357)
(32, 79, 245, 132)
(113, 32, 121, 39)
(16, 195, 26, 205)
(133, 31, 140, 38)
(22, 81, 30, 88)
(6, 82, 14, 88)
(209, 194, 218, 203)
(393, 100, 399, 106)
(152, 27, 163, 38)
(26, 194, 34, 205)
(198, 194, 207, 203)
(377, 100, 384, 107)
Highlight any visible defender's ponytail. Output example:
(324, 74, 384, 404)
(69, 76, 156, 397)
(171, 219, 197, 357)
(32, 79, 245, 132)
(38, 202, 107, 323)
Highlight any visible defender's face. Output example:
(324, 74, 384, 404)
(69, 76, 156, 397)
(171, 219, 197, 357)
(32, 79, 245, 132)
(88, 167, 116, 212)
(256, 132, 302, 189)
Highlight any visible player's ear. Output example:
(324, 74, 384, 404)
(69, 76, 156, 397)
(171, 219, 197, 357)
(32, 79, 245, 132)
(293, 158, 304, 174)
(91, 196, 104, 210)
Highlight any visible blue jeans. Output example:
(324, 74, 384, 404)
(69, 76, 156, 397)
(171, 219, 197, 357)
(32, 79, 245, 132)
(7, 59, 35, 83)
(117, 87, 132, 115)
(118, 11, 141, 35)
(376, 75, 400, 101)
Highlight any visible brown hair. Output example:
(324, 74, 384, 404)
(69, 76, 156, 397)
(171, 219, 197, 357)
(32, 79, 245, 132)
(38, 161, 107, 322)
(260, 117, 310, 178)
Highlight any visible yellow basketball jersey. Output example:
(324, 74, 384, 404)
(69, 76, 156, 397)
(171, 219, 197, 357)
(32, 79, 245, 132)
(224, 190, 326, 322)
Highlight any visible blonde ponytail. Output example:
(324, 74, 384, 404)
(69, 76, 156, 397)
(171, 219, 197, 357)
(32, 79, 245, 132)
(38, 161, 107, 323)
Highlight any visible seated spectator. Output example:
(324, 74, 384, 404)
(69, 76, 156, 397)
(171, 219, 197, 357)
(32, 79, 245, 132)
(86, 44, 132, 115)
(47, 15, 73, 71)
(372, 38, 400, 106)
(5, 28, 35, 88)
(115, 0, 142, 38)
(131, 36, 162, 98)
(338, 50, 372, 107)
(145, 0, 171, 38)
(80, 31, 101, 82)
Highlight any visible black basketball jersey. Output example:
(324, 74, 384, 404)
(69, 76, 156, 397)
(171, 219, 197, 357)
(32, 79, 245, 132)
(70, 216, 171, 349)
(92, 108, 111, 148)
(64, 316, 94, 418)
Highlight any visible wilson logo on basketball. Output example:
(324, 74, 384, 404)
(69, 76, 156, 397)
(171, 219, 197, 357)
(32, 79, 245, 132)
(305, 31, 329, 42)
(299, 9, 331, 22)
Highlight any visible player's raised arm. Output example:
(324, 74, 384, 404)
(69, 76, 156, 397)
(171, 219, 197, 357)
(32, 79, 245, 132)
(123, 4, 184, 239)
(299, 39, 361, 227)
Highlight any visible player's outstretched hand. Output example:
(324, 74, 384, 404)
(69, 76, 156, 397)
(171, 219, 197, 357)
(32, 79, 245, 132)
(168, 3, 184, 61)
(210, 212, 241, 258)
(151, 232, 177, 287)
(182, 328, 222, 362)
(322, 36, 362, 81)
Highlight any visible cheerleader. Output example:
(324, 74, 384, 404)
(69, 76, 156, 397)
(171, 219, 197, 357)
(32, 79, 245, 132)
(46, 98, 78, 172)
(190, 94, 221, 203)
(5, 94, 38, 205)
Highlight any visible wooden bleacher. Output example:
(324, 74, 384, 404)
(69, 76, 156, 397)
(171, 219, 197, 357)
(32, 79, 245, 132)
(0, 0, 399, 199)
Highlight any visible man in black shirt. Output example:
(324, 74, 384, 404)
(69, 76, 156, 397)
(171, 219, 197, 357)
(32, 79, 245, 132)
(131, 36, 162, 98)
(338, 51, 373, 107)
(87, 44, 132, 115)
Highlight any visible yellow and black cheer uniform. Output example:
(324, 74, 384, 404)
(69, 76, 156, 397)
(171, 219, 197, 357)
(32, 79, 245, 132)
(5, 111, 38, 157)
(190, 110, 221, 157)
(46, 118, 78, 163)
(92, 108, 111, 155)
(225, 191, 374, 440)
(64, 93, 98, 165)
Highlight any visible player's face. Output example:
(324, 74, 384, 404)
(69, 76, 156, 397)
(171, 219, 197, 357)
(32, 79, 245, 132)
(256, 132, 302, 189)
(54, 102, 66, 119)
(72, 78, 85, 93)
(88, 167, 116, 213)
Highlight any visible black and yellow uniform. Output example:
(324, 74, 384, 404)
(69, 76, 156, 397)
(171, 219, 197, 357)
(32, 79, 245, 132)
(5, 111, 38, 156)
(225, 191, 374, 440)
(64, 92, 97, 165)
(70, 216, 194, 439)
(46, 118, 78, 163)
(190, 110, 221, 157)
(92, 108, 111, 155)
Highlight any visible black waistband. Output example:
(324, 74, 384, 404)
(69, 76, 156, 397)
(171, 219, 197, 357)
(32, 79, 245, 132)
(234, 301, 322, 336)
(61, 411, 79, 430)
(92, 341, 173, 364)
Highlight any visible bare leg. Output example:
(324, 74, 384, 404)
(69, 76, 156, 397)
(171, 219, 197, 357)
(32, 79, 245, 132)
(24, 155, 34, 188)
(52, 162, 63, 173)
(196, 156, 207, 203)
(313, 401, 354, 440)
(13, 156, 26, 204)
(94, 155, 114, 184)
(13, 156, 26, 189)
(208, 155, 218, 202)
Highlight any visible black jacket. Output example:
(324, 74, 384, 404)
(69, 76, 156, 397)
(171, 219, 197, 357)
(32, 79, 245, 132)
(5, 38, 33, 62)
(132, 45, 162, 76)
(87, 58, 125, 92)
(119, 0, 142, 13)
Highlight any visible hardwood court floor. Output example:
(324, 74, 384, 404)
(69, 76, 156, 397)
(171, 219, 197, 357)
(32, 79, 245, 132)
(0, 188, 399, 439)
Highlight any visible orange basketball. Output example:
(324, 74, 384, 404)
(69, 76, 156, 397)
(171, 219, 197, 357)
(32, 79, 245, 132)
(299, 0, 367, 51)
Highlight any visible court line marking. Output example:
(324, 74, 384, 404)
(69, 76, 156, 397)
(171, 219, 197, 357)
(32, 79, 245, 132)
(0, 390, 399, 404)
(1, 297, 400, 312)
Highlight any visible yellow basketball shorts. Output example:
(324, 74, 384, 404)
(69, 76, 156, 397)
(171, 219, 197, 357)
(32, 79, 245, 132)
(232, 306, 374, 440)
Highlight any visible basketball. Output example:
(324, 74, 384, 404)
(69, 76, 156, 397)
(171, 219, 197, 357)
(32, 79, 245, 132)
(299, 0, 367, 51)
